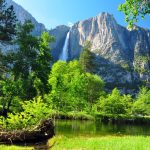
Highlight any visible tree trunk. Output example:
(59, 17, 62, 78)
(0, 119, 54, 144)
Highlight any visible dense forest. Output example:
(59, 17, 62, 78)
(0, 0, 150, 132)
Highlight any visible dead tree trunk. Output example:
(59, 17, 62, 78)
(0, 119, 54, 144)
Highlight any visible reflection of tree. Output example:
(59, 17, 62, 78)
(55, 120, 150, 137)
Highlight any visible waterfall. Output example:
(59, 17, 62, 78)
(59, 30, 70, 61)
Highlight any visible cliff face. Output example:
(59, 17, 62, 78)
(67, 12, 150, 91)
(69, 13, 150, 62)
(49, 25, 70, 60)
(6, 0, 46, 36)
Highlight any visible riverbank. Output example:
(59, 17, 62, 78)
(49, 135, 150, 150)
(53, 111, 94, 120)
(53, 111, 150, 125)
(95, 113, 150, 125)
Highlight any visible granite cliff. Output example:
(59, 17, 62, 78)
(6, 0, 46, 36)
(53, 13, 150, 92)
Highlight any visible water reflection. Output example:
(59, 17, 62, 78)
(55, 120, 150, 137)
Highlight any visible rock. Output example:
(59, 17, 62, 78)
(49, 25, 70, 60)
(67, 12, 150, 90)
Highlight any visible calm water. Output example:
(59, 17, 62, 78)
(55, 120, 150, 137)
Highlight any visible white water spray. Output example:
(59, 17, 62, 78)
(59, 30, 70, 61)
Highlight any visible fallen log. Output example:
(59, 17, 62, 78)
(0, 119, 54, 144)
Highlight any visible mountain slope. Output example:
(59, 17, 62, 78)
(67, 13, 150, 91)
(6, 0, 46, 36)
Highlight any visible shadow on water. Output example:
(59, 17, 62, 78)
(55, 119, 150, 137)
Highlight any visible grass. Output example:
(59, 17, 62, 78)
(49, 135, 150, 150)
(0, 145, 33, 150)
(1, 136, 150, 150)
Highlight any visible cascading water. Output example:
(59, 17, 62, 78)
(59, 30, 70, 61)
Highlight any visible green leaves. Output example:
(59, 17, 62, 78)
(96, 87, 150, 117)
(6, 96, 52, 130)
(48, 60, 104, 112)
(132, 87, 150, 116)
(0, 21, 54, 119)
(118, 0, 150, 29)
(11, 21, 54, 99)
(98, 88, 132, 115)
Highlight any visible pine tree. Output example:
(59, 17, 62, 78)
(79, 41, 95, 73)
(0, 0, 17, 41)
(0, 0, 17, 77)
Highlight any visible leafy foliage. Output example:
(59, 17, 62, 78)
(0, 0, 17, 78)
(11, 21, 54, 99)
(118, 0, 150, 29)
(132, 87, 150, 116)
(5, 97, 52, 130)
(48, 60, 104, 112)
(97, 88, 132, 115)
(0, 76, 23, 117)
(0, 21, 54, 118)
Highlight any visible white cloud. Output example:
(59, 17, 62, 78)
(68, 22, 74, 27)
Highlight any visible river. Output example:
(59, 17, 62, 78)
(55, 120, 150, 137)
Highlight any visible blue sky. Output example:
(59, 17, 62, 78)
(13, 0, 150, 29)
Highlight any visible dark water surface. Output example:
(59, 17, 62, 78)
(55, 120, 150, 137)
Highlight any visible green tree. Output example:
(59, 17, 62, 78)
(118, 0, 150, 29)
(132, 87, 150, 116)
(48, 60, 104, 112)
(33, 32, 55, 95)
(4, 96, 52, 130)
(79, 41, 95, 73)
(12, 21, 54, 99)
(0, 0, 17, 41)
(48, 61, 84, 112)
(0, 76, 23, 117)
(13, 21, 39, 80)
(98, 88, 132, 115)
(0, 21, 54, 117)
(85, 73, 104, 108)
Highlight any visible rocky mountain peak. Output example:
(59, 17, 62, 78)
(69, 12, 129, 63)
(97, 12, 117, 23)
